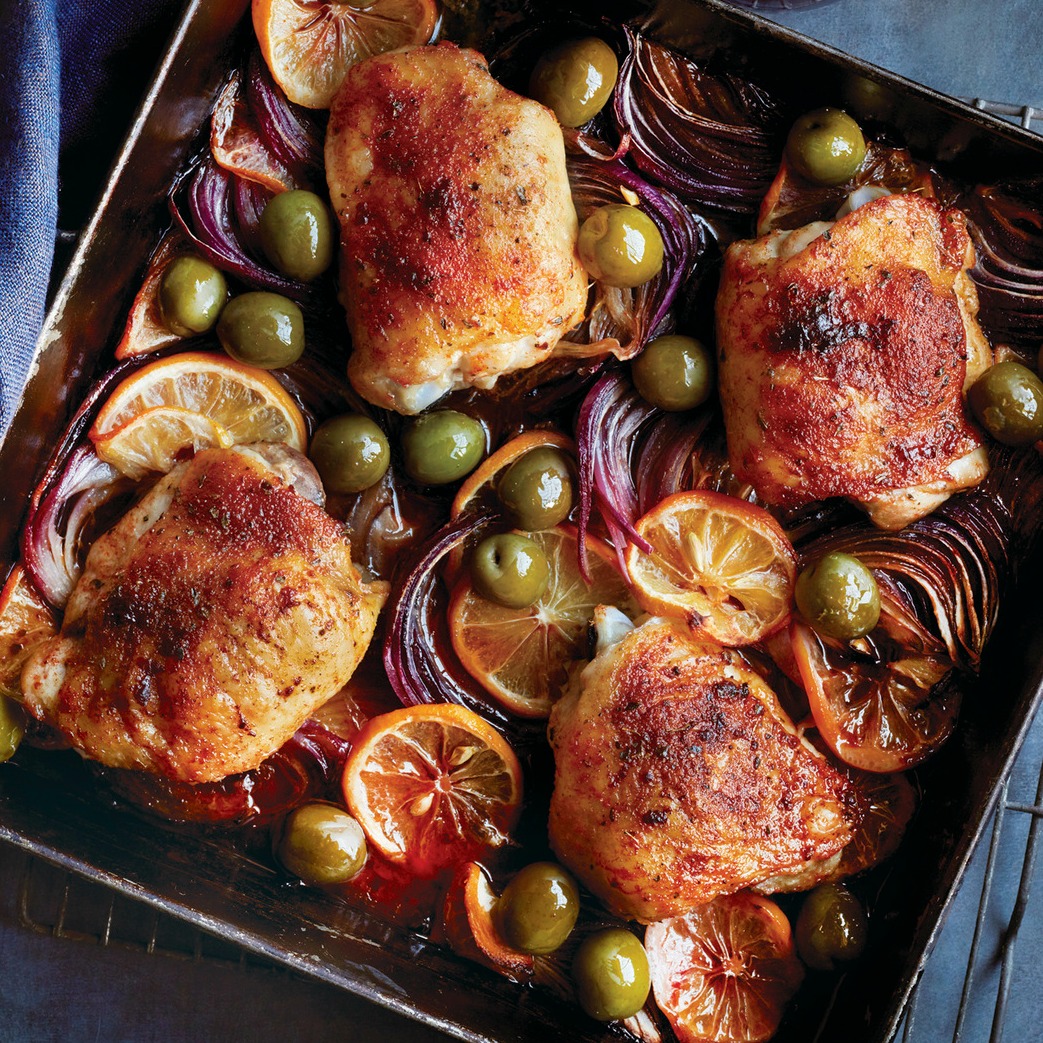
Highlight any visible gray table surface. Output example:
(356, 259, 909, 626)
(3, 1, 1042, 1040)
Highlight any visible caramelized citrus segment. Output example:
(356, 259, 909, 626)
(646, 891, 804, 1043)
(114, 236, 187, 360)
(626, 491, 797, 647)
(791, 611, 959, 773)
(89, 352, 307, 473)
(449, 527, 634, 718)
(211, 76, 295, 192)
(341, 704, 522, 877)
(253, 0, 439, 110)
(0, 567, 58, 700)
(94, 407, 235, 479)
(441, 861, 534, 982)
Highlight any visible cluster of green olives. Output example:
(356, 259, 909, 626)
(274, 802, 368, 887)
(495, 862, 650, 1022)
(469, 445, 577, 609)
(631, 334, 714, 412)
(786, 107, 867, 186)
(968, 359, 1043, 447)
(158, 189, 334, 370)
(795, 551, 881, 640)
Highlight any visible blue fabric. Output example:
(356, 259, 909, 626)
(0, 0, 59, 436)
(0, 0, 181, 437)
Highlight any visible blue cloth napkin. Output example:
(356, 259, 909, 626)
(0, 0, 180, 436)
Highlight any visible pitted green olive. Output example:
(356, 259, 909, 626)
(578, 205, 664, 288)
(786, 108, 867, 186)
(159, 256, 227, 337)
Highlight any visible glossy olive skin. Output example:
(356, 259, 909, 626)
(529, 38, 619, 128)
(259, 190, 334, 282)
(796, 551, 881, 640)
(498, 447, 574, 531)
(631, 335, 714, 412)
(786, 108, 867, 186)
(309, 414, 390, 494)
(497, 862, 580, 955)
(159, 256, 227, 337)
(0, 696, 25, 763)
(471, 533, 551, 609)
(401, 410, 486, 485)
(578, 204, 664, 289)
(969, 360, 1043, 446)
(795, 883, 868, 971)
(275, 802, 368, 887)
(572, 928, 651, 1022)
(216, 291, 305, 369)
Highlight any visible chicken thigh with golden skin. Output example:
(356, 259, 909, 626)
(325, 43, 589, 414)
(548, 615, 859, 923)
(21, 445, 387, 784)
(716, 193, 991, 530)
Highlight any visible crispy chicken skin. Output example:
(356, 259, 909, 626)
(548, 616, 858, 923)
(325, 43, 588, 414)
(716, 194, 991, 529)
(21, 446, 387, 784)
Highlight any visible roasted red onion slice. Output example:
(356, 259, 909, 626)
(22, 446, 126, 610)
(964, 181, 1043, 350)
(245, 50, 325, 185)
(614, 27, 784, 213)
(170, 158, 307, 299)
(802, 487, 1012, 671)
(383, 511, 512, 723)
(566, 154, 713, 358)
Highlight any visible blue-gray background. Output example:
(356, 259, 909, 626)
(0, 0, 1041, 1040)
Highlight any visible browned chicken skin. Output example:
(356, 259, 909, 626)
(325, 43, 588, 414)
(548, 616, 859, 923)
(716, 194, 991, 529)
(21, 445, 387, 783)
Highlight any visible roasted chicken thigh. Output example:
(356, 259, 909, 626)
(548, 614, 859, 922)
(21, 445, 387, 783)
(325, 43, 588, 414)
(716, 193, 991, 529)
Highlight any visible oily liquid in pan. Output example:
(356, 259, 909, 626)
(2, 2, 1043, 1043)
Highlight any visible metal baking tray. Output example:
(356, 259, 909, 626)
(2, 0, 1043, 1040)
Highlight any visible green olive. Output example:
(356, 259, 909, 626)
(842, 74, 896, 123)
(309, 414, 390, 494)
(572, 927, 651, 1022)
(401, 410, 486, 485)
(795, 551, 881, 640)
(631, 335, 714, 412)
(158, 256, 228, 337)
(275, 802, 368, 886)
(795, 883, 868, 971)
(968, 360, 1043, 447)
(529, 37, 619, 129)
(496, 861, 580, 955)
(471, 533, 550, 609)
(786, 108, 867, 186)
(259, 190, 334, 282)
(0, 696, 25, 763)
(578, 204, 664, 289)
(498, 447, 574, 531)
(216, 291, 305, 369)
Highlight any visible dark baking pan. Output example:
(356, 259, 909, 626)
(1, 0, 1042, 1041)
